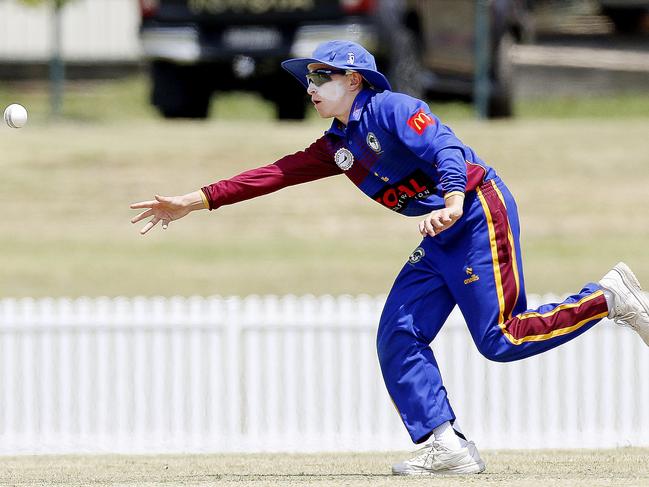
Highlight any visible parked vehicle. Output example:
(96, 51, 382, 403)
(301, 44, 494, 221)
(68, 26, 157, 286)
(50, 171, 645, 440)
(597, 0, 649, 33)
(138, 0, 531, 119)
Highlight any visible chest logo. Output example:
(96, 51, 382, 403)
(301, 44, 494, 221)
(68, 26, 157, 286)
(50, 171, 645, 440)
(366, 132, 382, 153)
(334, 148, 354, 171)
(372, 169, 436, 213)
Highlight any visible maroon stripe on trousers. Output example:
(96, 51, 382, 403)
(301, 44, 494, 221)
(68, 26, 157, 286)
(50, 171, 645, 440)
(504, 292, 608, 341)
(481, 181, 519, 321)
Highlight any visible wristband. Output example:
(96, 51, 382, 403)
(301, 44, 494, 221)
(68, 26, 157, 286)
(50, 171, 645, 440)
(443, 191, 465, 200)
(199, 189, 210, 209)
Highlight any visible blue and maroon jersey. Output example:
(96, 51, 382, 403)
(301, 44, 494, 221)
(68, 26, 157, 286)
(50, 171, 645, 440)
(202, 88, 497, 216)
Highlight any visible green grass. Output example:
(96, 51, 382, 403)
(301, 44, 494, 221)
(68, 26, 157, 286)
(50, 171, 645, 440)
(1, 449, 648, 486)
(1, 77, 648, 297)
(3, 75, 648, 124)
(517, 92, 649, 119)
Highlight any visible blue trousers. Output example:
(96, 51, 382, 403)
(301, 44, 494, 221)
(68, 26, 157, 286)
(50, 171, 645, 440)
(376, 177, 609, 444)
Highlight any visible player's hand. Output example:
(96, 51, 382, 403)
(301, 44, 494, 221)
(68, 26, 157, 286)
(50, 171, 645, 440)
(130, 194, 196, 235)
(418, 206, 463, 237)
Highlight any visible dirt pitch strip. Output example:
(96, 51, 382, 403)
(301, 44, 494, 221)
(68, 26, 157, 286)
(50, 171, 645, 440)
(1, 448, 647, 486)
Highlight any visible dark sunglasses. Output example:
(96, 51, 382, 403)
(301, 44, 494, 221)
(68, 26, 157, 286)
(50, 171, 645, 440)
(305, 68, 348, 87)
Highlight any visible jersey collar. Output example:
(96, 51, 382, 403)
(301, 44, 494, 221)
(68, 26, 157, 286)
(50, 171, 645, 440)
(326, 88, 374, 137)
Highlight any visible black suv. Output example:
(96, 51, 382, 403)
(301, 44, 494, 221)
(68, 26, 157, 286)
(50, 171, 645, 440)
(139, 0, 531, 119)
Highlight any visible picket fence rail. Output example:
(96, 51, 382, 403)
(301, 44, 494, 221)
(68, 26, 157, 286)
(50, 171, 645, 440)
(0, 294, 647, 454)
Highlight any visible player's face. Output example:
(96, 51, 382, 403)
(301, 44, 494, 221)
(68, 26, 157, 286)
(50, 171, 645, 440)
(306, 63, 357, 122)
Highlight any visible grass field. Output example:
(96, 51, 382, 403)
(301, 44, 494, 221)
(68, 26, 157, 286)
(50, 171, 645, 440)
(1, 77, 649, 297)
(1, 449, 648, 486)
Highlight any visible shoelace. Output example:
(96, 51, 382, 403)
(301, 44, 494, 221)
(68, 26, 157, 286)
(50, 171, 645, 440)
(409, 442, 441, 467)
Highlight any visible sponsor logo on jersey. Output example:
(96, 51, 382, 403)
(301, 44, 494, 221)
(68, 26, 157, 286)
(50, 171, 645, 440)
(407, 109, 435, 135)
(334, 148, 354, 171)
(464, 266, 480, 285)
(408, 247, 425, 265)
(372, 169, 436, 213)
(366, 132, 382, 153)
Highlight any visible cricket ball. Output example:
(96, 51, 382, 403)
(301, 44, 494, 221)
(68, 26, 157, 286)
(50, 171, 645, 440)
(4, 103, 28, 128)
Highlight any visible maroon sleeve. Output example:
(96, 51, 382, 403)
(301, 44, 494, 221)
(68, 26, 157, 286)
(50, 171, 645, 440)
(201, 135, 341, 210)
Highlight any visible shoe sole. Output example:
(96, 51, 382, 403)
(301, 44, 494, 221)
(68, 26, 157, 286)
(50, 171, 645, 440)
(392, 460, 486, 476)
(614, 262, 649, 346)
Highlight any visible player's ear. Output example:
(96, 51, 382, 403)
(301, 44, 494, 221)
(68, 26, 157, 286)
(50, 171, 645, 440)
(348, 72, 363, 90)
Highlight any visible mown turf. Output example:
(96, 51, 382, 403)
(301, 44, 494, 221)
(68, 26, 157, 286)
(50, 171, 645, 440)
(1, 449, 648, 486)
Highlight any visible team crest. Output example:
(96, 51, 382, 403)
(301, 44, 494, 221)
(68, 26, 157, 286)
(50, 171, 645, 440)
(366, 132, 382, 153)
(408, 247, 425, 265)
(334, 148, 354, 171)
(347, 52, 355, 65)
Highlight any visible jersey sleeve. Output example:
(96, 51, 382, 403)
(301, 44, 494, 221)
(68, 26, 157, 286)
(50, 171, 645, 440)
(201, 135, 341, 210)
(375, 92, 468, 196)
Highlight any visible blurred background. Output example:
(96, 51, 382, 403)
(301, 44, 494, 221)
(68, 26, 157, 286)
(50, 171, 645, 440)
(0, 0, 648, 463)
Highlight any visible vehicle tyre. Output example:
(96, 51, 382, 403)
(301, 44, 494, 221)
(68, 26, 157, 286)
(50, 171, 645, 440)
(487, 31, 515, 119)
(273, 83, 307, 120)
(151, 61, 211, 119)
(602, 8, 645, 34)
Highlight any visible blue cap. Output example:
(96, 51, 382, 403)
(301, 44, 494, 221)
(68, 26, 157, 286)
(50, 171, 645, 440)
(281, 40, 391, 92)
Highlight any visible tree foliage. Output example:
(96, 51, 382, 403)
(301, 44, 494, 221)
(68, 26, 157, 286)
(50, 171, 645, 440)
(18, 0, 74, 7)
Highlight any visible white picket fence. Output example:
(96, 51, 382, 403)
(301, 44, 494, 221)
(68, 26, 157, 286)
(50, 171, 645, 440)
(0, 0, 140, 61)
(0, 294, 647, 455)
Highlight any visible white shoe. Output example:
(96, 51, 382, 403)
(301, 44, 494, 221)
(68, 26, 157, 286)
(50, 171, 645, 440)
(392, 441, 485, 475)
(599, 262, 649, 346)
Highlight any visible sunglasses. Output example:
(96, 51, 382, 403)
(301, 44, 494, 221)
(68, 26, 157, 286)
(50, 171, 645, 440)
(305, 68, 348, 87)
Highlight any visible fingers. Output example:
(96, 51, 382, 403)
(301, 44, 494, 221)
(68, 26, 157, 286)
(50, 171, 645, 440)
(130, 208, 154, 224)
(130, 200, 157, 210)
(130, 194, 172, 210)
(435, 210, 453, 227)
(424, 217, 437, 237)
(140, 216, 160, 235)
(155, 194, 172, 203)
(418, 217, 434, 237)
(419, 211, 456, 237)
(131, 196, 175, 235)
(131, 196, 174, 235)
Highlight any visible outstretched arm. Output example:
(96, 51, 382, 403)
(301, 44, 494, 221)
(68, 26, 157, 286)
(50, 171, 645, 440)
(130, 191, 208, 235)
(130, 135, 341, 235)
(201, 137, 340, 210)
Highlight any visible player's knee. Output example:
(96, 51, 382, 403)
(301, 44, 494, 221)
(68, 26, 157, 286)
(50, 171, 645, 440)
(376, 311, 409, 366)
(474, 337, 514, 363)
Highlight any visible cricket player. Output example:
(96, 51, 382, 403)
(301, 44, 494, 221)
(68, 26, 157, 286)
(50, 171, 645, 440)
(131, 40, 649, 475)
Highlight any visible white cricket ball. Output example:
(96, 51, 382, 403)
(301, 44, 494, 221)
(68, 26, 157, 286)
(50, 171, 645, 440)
(4, 103, 28, 128)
